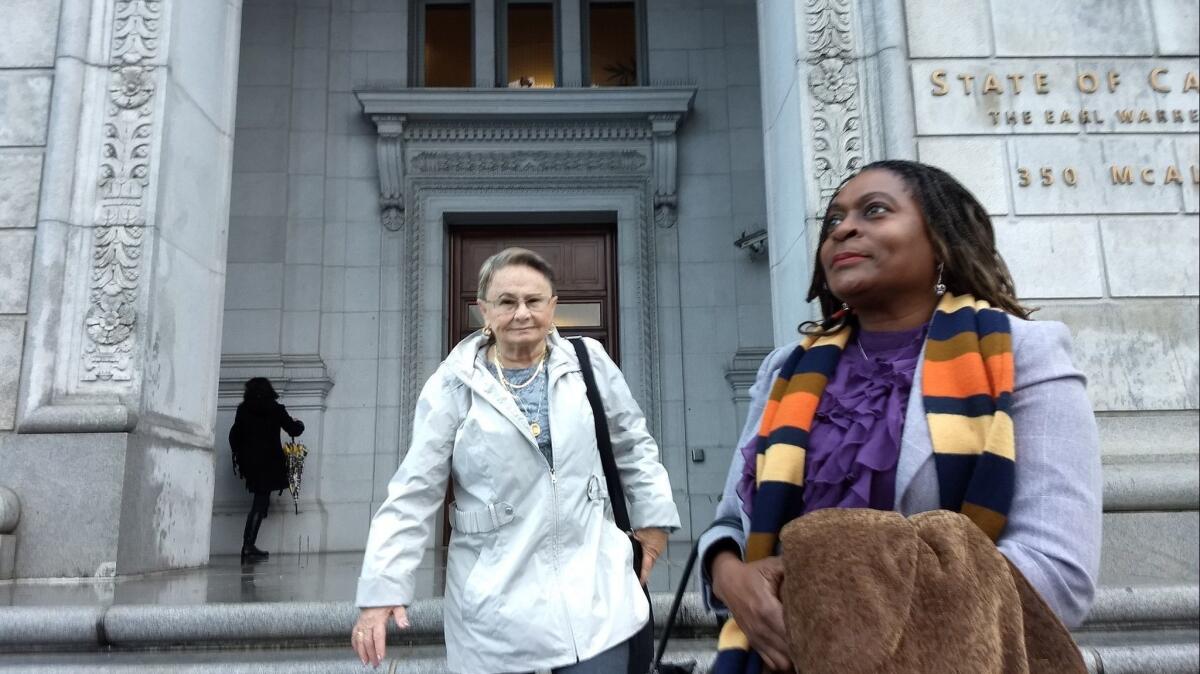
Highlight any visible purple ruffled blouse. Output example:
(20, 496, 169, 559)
(738, 324, 928, 517)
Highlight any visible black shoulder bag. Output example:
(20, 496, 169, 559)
(569, 338, 696, 674)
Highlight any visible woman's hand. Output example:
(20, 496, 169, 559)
(351, 605, 410, 667)
(711, 552, 794, 671)
(632, 527, 667, 584)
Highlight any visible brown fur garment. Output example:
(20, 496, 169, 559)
(778, 508, 1085, 674)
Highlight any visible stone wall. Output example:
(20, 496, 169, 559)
(0, 0, 58, 431)
(215, 0, 772, 556)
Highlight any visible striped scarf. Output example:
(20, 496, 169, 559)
(714, 293, 1015, 673)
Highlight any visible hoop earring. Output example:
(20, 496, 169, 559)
(934, 263, 947, 297)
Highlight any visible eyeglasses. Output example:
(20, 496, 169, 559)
(484, 296, 550, 316)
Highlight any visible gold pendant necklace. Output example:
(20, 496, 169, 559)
(493, 346, 547, 437)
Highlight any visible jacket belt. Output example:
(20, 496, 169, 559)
(449, 501, 516, 534)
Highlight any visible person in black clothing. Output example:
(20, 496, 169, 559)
(229, 377, 305, 561)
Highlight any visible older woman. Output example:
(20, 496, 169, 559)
(352, 247, 680, 673)
(699, 160, 1102, 671)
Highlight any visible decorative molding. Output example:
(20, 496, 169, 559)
(724, 347, 773, 405)
(375, 115, 405, 232)
(404, 120, 653, 142)
(218, 354, 333, 412)
(81, 0, 164, 381)
(649, 114, 681, 228)
(354, 87, 695, 232)
(410, 150, 649, 175)
(805, 0, 864, 208)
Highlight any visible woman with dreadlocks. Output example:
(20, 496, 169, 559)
(698, 160, 1101, 671)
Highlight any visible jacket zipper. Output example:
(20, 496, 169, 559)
(549, 467, 580, 660)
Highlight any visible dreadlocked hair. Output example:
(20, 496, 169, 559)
(800, 159, 1033, 336)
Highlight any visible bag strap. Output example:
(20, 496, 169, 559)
(653, 541, 699, 669)
(568, 337, 633, 533)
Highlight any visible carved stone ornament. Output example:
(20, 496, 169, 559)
(806, 0, 864, 205)
(353, 88, 696, 231)
(81, 0, 163, 381)
(409, 150, 649, 175)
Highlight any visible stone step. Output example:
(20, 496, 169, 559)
(0, 586, 1195, 672)
(1, 636, 1197, 673)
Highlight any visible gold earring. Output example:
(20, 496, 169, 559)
(482, 326, 493, 337)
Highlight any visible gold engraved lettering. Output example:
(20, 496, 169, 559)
(931, 69, 949, 96)
(1007, 73, 1025, 94)
(1116, 109, 1134, 123)
(1107, 71, 1121, 92)
(1149, 67, 1170, 93)
(1110, 165, 1134, 185)
(1045, 110, 1056, 123)
(989, 111, 1001, 126)
(1191, 110, 1199, 122)
(1080, 110, 1091, 123)
(1157, 110, 1168, 123)
(1023, 111, 1033, 124)
(1017, 168, 1031, 187)
(1040, 168, 1054, 186)
(957, 73, 976, 94)
(1006, 111, 1019, 124)
(1140, 168, 1155, 185)
(1063, 168, 1078, 186)
(1139, 110, 1152, 123)
(982, 74, 1003, 95)
(1060, 110, 1074, 124)
(1034, 72, 1050, 94)
(1164, 165, 1183, 185)
(1077, 72, 1099, 93)
(1174, 110, 1185, 122)
(1184, 72, 1199, 93)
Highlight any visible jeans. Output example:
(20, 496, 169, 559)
(514, 636, 630, 674)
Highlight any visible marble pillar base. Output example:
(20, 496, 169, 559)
(0, 432, 213, 579)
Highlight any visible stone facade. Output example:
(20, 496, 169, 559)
(0, 0, 1194, 604)
(210, 0, 773, 566)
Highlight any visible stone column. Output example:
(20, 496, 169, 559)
(756, 0, 815, 344)
(0, 0, 242, 578)
(756, 0, 889, 344)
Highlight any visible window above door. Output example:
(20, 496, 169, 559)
(412, 0, 646, 88)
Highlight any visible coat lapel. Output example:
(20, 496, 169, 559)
(894, 343, 935, 511)
(447, 332, 541, 450)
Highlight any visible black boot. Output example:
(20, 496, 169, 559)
(241, 509, 269, 561)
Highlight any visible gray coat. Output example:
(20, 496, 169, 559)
(357, 332, 680, 673)
(698, 317, 1103, 629)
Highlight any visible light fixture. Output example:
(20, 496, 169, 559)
(734, 228, 768, 256)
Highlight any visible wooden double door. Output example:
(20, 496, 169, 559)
(447, 225, 620, 362)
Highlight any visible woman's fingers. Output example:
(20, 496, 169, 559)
(392, 605, 411, 630)
(352, 607, 396, 667)
(633, 527, 667, 584)
(750, 596, 793, 669)
(370, 617, 387, 666)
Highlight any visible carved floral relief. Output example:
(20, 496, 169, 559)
(82, 0, 163, 381)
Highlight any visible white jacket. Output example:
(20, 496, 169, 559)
(356, 331, 681, 673)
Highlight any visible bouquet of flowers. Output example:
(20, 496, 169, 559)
(282, 436, 308, 514)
